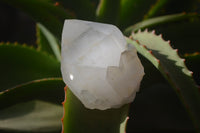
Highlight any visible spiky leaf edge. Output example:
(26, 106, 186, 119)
(126, 30, 200, 132)
(124, 13, 199, 36)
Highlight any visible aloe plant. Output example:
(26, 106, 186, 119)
(0, 0, 200, 133)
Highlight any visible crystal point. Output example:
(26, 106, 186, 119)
(61, 20, 144, 110)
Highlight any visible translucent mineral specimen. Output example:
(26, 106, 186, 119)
(61, 20, 144, 110)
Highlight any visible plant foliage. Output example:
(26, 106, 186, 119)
(0, 0, 200, 133)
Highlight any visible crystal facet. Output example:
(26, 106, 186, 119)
(61, 20, 144, 110)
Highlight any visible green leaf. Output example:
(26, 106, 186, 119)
(36, 23, 54, 57)
(0, 78, 64, 110)
(126, 57, 194, 131)
(62, 88, 129, 133)
(0, 43, 61, 91)
(120, 117, 129, 133)
(124, 13, 199, 35)
(139, 55, 166, 89)
(126, 30, 200, 132)
(118, 0, 157, 29)
(36, 23, 61, 61)
(96, 0, 120, 24)
(1, 0, 72, 40)
(0, 100, 62, 133)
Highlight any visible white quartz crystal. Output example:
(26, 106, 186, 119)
(61, 20, 144, 110)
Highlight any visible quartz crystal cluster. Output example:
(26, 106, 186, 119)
(61, 20, 144, 110)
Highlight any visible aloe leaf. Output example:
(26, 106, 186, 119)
(96, 0, 120, 24)
(0, 100, 62, 133)
(1, 0, 72, 39)
(126, 30, 200, 132)
(36, 23, 54, 57)
(118, 0, 157, 29)
(124, 13, 199, 35)
(0, 78, 64, 109)
(62, 88, 129, 133)
(0, 43, 61, 91)
(0, 78, 64, 132)
(139, 56, 167, 90)
(37, 23, 61, 61)
(128, 55, 195, 131)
